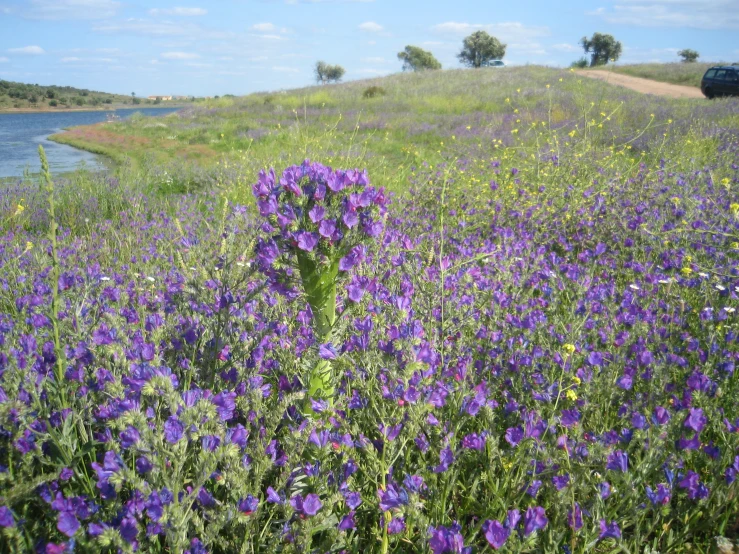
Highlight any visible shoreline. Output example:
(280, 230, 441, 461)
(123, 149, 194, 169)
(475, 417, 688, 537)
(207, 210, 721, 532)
(0, 104, 190, 115)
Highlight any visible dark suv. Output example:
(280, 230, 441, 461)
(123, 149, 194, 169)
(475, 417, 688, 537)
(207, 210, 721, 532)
(701, 65, 739, 98)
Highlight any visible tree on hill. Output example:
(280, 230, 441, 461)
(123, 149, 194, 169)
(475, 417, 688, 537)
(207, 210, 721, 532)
(678, 48, 700, 63)
(398, 45, 441, 71)
(315, 61, 345, 84)
(458, 31, 506, 68)
(580, 33, 622, 66)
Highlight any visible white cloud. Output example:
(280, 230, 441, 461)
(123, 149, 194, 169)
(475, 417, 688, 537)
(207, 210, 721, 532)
(252, 34, 285, 40)
(93, 18, 233, 39)
(359, 21, 383, 32)
(149, 7, 207, 16)
(272, 66, 299, 72)
(357, 68, 386, 75)
(361, 56, 389, 63)
(161, 51, 201, 60)
(0, 57, 8, 63)
(552, 43, 580, 53)
(25, 0, 120, 20)
(431, 21, 549, 42)
(61, 56, 116, 62)
(8, 45, 46, 55)
(619, 46, 682, 63)
(252, 22, 276, 31)
(589, 0, 739, 30)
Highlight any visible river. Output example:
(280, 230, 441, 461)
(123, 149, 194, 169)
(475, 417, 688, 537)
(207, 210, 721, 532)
(0, 107, 180, 178)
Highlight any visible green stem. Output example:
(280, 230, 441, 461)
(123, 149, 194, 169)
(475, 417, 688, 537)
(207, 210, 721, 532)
(297, 251, 338, 407)
(38, 145, 67, 407)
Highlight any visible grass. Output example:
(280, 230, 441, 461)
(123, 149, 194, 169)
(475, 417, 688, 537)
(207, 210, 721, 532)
(51, 65, 737, 205)
(605, 62, 729, 87)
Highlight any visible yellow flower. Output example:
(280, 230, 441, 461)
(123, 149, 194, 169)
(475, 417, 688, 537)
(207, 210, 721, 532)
(563, 343, 576, 355)
(566, 390, 578, 401)
(572, 376, 581, 385)
(25, 241, 33, 250)
(13, 200, 25, 217)
(681, 267, 693, 276)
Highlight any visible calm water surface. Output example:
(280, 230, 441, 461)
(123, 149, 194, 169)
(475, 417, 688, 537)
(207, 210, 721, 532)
(0, 107, 180, 178)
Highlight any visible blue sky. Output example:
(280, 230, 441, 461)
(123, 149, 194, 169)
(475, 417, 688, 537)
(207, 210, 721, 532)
(0, 0, 737, 96)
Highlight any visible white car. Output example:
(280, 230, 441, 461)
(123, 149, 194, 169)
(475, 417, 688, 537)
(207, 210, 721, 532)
(483, 60, 506, 67)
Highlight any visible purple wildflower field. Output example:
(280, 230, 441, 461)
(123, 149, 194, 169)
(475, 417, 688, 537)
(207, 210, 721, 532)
(1, 68, 739, 553)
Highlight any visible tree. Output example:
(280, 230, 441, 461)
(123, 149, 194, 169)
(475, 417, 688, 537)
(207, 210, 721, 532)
(397, 45, 441, 71)
(570, 57, 589, 69)
(678, 48, 699, 63)
(458, 31, 506, 68)
(315, 61, 330, 84)
(580, 33, 622, 67)
(325, 64, 345, 83)
(315, 61, 345, 84)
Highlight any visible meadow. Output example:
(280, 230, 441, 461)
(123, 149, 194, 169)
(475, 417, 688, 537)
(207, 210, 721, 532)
(1, 65, 739, 553)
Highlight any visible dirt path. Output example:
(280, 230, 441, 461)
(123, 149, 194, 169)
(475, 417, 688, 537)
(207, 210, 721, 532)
(576, 70, 704, 99)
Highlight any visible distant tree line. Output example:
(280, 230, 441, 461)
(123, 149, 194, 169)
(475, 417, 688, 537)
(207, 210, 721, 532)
(0, 79, 129, 108)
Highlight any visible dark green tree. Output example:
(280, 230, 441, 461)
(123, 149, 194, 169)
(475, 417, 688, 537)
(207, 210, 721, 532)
(315, 61, 330, 84)
(397, 45, 441, 71)
(458, 31, 506, 68)
(580, 33, 622, 66)
(678, 48, 699, 63)
(325, 64, 345, 83)
(316, 61, 345, 84)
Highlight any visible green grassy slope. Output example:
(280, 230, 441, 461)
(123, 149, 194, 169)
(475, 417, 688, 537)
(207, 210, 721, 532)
(605, 62, 730, 87)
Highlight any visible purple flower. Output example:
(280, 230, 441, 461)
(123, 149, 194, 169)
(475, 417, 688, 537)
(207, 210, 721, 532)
(296, 231, 319, 252)
(318, 218, 337, 239)
(309, 205, 325, 223)
(461, 433, 485, 450)
(567, 503, 583, 530)
(606, 450, 628, 473)
(482, 520, 510, 550)
(523, 506, 548, 536)
(506, 509, 521, 529)
(599, 520, 621, 540)
(505, 427, 524, 446)
(0, 506, 14, 528)
(433, 446, 455, 473)
(678, 470, 708, 500)
(342, 210, 359, 229)
(185, 538, 207, 554)
(164, 416, 184, 444)
(339, 245, 366, 271)
(388, 516, 406, 535)
(684, 408, 707, 433)
(319, 343, 338, 360)
(119, 516, 139, 544)
(338, 512, 356, 531)
(646, 484, 671, 506)
(266, 487, 283, 504)
(428, 523, 469, 554)
(136, 456, 152, 474)
(379, 483, 408, 511)
(239, 495, 259, 515)
(291, 493, 322, 517)
(119, 426, 140, 449)
(552, 474, 570, 490)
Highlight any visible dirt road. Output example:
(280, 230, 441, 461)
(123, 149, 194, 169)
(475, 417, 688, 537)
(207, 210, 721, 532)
(577, 70, 705, 99)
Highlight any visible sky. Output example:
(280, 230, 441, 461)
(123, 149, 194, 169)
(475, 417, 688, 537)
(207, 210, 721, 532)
(0, 0, 738, 97)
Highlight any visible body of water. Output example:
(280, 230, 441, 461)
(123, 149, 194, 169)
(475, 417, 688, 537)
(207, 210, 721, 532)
(0, 107, 180, 178)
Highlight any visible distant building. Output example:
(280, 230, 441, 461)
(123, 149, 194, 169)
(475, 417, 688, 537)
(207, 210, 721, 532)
(147, 95, 173, 101)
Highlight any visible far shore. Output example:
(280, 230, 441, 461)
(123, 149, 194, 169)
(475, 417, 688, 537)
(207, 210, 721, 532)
(0, 103, 190, 115)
